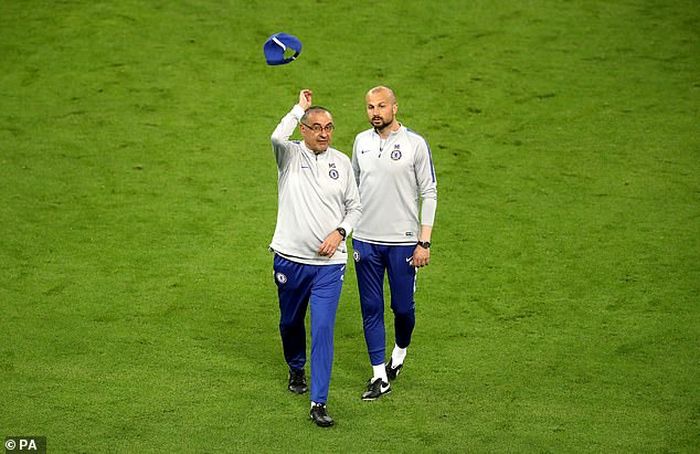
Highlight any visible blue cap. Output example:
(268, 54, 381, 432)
(263, 32, 302, 65)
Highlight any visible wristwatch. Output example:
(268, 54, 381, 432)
(336, 227, 347, 239)
(417, 241, 431, 249)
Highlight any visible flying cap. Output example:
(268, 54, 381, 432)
(263, 32, 302, 65)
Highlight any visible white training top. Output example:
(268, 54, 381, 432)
(351, 125, 437, 245)
(269, 105, 362, 265)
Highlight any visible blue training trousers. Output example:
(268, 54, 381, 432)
(273, 254, 345, 404)
(352, 239, 417, 366)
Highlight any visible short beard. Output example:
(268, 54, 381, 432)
(371, 117, 393, 133)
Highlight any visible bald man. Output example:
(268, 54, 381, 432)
(351, 86, 438, 400)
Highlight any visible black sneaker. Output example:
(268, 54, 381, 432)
(288, 368, 307, 394)
(309, 403, 334, 427)
(361, 377, 391, 401)
(385, 358, 403, 381)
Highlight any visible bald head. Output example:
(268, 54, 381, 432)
(366, 86, 397, 104)
(365, 86, 399, 134)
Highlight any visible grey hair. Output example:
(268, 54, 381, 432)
(300, 106, 332, 124)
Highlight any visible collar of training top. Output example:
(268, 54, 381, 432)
(374, 123, 403, 137)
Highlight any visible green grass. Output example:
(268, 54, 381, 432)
(1, 0, 698, 452)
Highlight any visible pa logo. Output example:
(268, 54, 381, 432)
(353, 250, 360, 262)
(4, 437, 46, 453)
(329, 169, 339, 180)
(390, 149, 402, 160)
(275, 272, 287, 284)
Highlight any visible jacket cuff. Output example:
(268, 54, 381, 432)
(291, 104, 306, 120)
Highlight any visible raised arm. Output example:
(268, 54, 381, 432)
(271, 89, 313, 168)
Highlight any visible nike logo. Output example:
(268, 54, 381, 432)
(380, 381, 390, 392)
(361, 149, 371, 154)
(405, 257, 413, 263)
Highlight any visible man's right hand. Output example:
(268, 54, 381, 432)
(298, 89, 312, 111)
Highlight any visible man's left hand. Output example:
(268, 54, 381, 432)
(412, 245, 430, 268)
(318, 230, 343, 257)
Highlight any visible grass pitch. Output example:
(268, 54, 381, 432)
(1, 0, 698, 452)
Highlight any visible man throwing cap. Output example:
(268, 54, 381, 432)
(270, 89, 361, 426)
